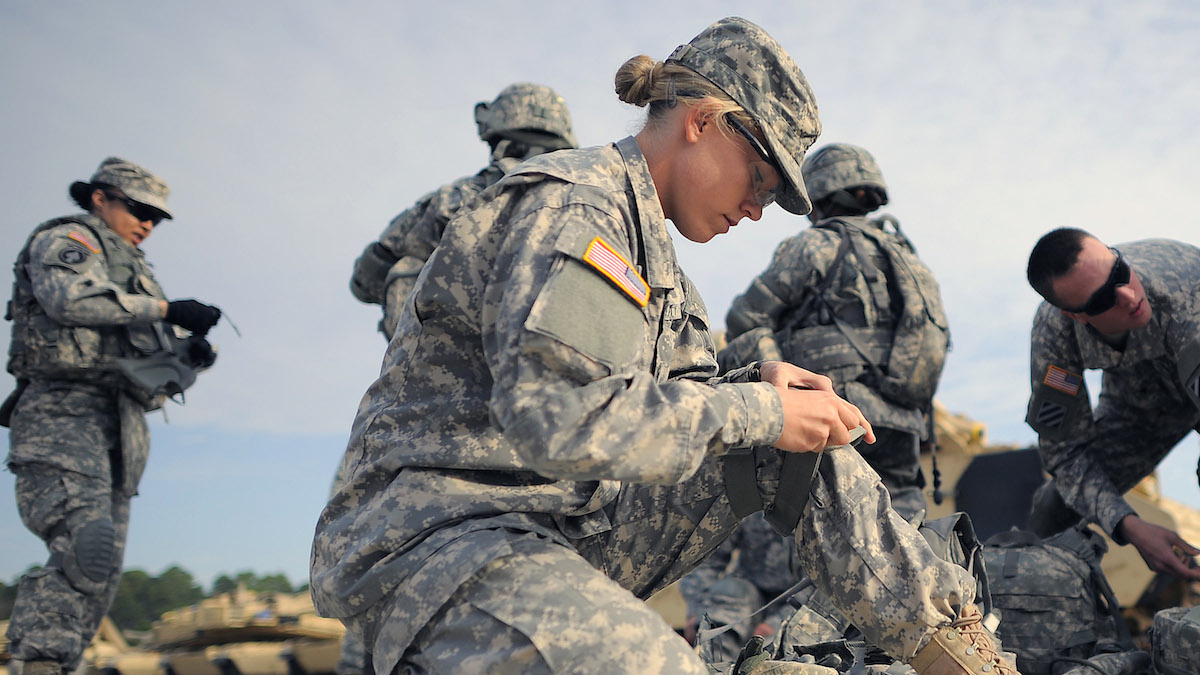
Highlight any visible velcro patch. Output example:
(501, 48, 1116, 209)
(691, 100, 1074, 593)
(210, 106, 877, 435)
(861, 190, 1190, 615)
(581, 237, 649, 307)
(1043, 365, 1082, 396)
(1035, 400, 1066, 429)
(68, 231, 100, 253)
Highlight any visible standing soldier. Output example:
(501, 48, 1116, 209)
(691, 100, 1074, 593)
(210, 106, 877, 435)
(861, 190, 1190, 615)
(312, 17, 1015, 675)
(349, 82, 577, 338)
(1024, 227, 1200, 582)
(2, 158, 222, 675)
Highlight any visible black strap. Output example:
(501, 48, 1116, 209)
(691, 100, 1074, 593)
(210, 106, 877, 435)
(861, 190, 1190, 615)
(763, 452, 821, 537)
(723, 450, 765, 518)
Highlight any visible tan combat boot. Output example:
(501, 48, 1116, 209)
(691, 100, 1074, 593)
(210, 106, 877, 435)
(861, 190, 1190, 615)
(908, 604, 1020, 675)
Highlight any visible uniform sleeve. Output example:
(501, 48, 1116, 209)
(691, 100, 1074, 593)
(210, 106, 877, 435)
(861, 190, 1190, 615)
(485, 200, 783, 485)
(26, 225, 163, 326)
(1086, 376, 1197, 538)
(1026, 310, 1132, 536)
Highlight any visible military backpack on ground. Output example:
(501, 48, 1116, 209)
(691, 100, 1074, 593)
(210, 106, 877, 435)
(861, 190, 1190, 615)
(981, 526, 1134, 674)
(1150, 605, 1200, 675)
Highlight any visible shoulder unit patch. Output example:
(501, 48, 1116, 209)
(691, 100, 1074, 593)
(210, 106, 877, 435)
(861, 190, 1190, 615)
(581, 236, 649, 307)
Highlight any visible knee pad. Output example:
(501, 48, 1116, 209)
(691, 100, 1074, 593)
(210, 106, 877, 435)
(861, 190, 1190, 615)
(59, 518, 116, 591)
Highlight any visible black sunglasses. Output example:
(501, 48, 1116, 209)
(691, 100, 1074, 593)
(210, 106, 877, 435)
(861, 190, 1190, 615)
(110, 194, 164, 225)
(1064, 248, 1132, 316)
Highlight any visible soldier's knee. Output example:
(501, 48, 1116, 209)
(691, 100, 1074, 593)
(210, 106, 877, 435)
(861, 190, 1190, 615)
(54, 518, 116, 593)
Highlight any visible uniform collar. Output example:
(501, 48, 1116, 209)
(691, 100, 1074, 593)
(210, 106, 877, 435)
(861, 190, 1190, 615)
(615, 136, 676, 290)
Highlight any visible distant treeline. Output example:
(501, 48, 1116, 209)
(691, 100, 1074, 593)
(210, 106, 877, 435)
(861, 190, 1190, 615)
(0, 567, 308, 631)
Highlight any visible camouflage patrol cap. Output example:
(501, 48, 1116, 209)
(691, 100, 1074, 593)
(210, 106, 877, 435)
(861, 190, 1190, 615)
(69, 156, 173, 220)
(666, 17, 821, 215)
(474, 82, 578, 150)
(801, 143, 888, 204)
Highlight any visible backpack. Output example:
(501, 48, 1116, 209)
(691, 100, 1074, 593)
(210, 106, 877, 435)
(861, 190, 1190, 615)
(981, 526, 1135, 674)
(778, 216, 949, 410)
(1150, 605, 1200, 675)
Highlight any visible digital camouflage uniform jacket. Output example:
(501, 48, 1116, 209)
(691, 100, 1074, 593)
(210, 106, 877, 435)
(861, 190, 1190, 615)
(724, 216, 947, 435)
(1026, 239, 1200, 539)
(7, 214, 166, 494)
(311, 138, 784, 654)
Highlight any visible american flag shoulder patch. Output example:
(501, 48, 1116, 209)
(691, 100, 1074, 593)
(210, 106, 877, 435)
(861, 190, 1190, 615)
(581, 237, 649, 307)
(67, 231, 100, 253)
(1044, 364, 1082, 396)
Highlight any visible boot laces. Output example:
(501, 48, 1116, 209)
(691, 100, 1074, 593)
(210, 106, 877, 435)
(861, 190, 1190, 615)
(949, 606, 1017, 675)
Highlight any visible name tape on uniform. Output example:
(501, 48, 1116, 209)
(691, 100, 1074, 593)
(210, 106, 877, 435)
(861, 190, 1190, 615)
(582, 237, 649, 307)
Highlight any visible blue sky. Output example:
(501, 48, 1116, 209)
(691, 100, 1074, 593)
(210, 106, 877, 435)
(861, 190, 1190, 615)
(2, 1, 1199, 587)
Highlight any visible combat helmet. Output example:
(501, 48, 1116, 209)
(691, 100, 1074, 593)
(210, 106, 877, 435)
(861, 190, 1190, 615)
(474, 83, 578, 151)
(801, 143, 888, 206)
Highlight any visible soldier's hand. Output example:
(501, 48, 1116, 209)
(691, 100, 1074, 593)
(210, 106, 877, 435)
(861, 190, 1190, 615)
(758, 361, 834, 393)
(166, 299, 222, 335)
(772, 385, 874, 453)
(1120, 515, 1200, 581)
(182, 336, 218, 369)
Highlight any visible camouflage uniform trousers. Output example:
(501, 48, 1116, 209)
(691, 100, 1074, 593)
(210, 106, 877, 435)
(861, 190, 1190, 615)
(690, 427, 927, 664)
(855, 427, 925, 525)
(6, 464, 131, 670)
(354, 445, 973, 674)
(5, 384, 137, 671)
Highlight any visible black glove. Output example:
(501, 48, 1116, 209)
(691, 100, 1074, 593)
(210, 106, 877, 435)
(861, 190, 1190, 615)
(181, 336, 217, 369)
(166, 299, 222, 335)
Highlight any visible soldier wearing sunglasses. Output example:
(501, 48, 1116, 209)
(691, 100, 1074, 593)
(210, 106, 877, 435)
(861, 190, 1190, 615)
(2, 158, 223, 675)
(1025, 227, 1200, 582)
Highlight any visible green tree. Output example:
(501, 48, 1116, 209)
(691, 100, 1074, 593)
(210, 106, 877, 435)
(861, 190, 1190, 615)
(209, 570, 298, 595)
(253, 573, 293, 594)
(211, 574, 237, 595)
(109, 567, 204, 632)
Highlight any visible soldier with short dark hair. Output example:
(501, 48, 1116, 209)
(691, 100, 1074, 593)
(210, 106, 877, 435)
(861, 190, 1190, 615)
(3, 158, 222, 675)
(1024, 227, 1200, 583)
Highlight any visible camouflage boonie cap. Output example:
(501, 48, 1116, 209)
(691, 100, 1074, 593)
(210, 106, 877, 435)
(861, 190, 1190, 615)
(70, 156, 173, 219)
(667, 17, 821, 215)
(474, 82, 578, 150)
(801, 143, 888, 205)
